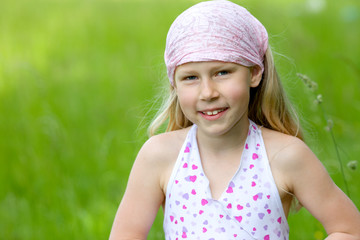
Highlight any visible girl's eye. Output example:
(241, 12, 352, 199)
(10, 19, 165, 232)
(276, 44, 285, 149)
(184, 76, 197, 80)
(217, 70, 229, 76)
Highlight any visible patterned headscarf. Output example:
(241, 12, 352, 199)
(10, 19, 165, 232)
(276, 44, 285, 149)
(164, 0, 268, 85)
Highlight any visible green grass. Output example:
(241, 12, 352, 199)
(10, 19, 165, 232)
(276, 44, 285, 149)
(0, 0, 359, 239)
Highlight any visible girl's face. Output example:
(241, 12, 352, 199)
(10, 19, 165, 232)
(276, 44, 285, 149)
(174, 61, 262, 137)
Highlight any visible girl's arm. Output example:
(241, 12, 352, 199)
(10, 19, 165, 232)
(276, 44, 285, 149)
(277, 138, 360, 239)
(109, 136, 168, 240)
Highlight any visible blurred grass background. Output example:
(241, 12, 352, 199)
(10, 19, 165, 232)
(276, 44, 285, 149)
(0, 0, 359, 239)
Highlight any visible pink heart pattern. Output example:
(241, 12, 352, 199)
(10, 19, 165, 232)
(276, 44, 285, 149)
(164, 120, 289, 239)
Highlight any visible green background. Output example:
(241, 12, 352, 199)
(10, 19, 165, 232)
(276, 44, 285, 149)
(0, 0, 359, 239)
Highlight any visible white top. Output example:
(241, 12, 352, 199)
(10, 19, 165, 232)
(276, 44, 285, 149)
(163, 120, 289, 240)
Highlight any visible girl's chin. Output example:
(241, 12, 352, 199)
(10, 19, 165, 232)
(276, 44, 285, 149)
(196, 116, 249, 136)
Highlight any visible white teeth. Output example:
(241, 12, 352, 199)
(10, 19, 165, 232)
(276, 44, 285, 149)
(203, 109, 224, 115)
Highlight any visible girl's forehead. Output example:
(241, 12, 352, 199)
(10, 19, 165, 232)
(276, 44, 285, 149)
(179, 61, 236, 68)
(176, 61, 240, 72)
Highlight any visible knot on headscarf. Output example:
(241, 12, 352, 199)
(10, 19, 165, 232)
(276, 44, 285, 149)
(164, 0, 268, 85)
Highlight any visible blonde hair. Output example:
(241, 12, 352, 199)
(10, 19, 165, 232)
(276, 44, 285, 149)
(148, 46, 303, 140)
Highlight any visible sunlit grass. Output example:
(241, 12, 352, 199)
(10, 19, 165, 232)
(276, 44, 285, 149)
(0, 0, 359, 239)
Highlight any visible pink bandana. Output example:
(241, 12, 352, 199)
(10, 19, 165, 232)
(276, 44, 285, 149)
(164, 0, 268, 85)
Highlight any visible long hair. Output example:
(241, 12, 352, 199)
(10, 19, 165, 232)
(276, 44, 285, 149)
(148, 46, 303, 140)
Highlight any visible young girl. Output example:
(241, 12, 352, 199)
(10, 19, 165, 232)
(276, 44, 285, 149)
(110, 0, 360, 239)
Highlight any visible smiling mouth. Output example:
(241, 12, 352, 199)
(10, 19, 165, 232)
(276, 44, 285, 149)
(201, 108, 228, 116)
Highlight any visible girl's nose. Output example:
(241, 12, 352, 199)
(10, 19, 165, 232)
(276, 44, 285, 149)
(199, 78, 219, 101)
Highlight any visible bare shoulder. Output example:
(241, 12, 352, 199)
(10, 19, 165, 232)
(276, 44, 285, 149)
(261, 127, 360, 237)
(261, 127, 314, 169)
(261, 127, 318, 193)
(109, 128, 192, 239)
(137, 127, 191, 191)
(140, 127, 190, 163)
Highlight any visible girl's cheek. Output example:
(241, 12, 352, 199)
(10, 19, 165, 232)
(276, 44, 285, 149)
(226, 86, 248, 99)
(178, 89, 196, 101)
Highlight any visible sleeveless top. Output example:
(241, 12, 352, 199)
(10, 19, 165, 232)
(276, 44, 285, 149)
(163, 120, 289, 240)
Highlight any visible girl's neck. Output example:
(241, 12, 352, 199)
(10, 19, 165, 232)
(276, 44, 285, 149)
(196, 117, 250, 158)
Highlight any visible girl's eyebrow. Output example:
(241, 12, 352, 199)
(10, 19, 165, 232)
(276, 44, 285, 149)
(182, 63, 234, 71)
(176, 69, 199, 77)
(209, 64, 237, 73)
(175, 72, 195, 79)
(178, 70, 197, 75)
(176, 63, 237, 77)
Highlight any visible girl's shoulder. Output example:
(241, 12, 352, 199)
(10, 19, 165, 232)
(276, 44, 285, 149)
(142, 127, 191, 158)
(261, 127, 308, 158)
(261, 127, 315, 168)
(137, 127, 192, 193)
(137, 126, 191, 171)
(261, 127, 319, 192)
